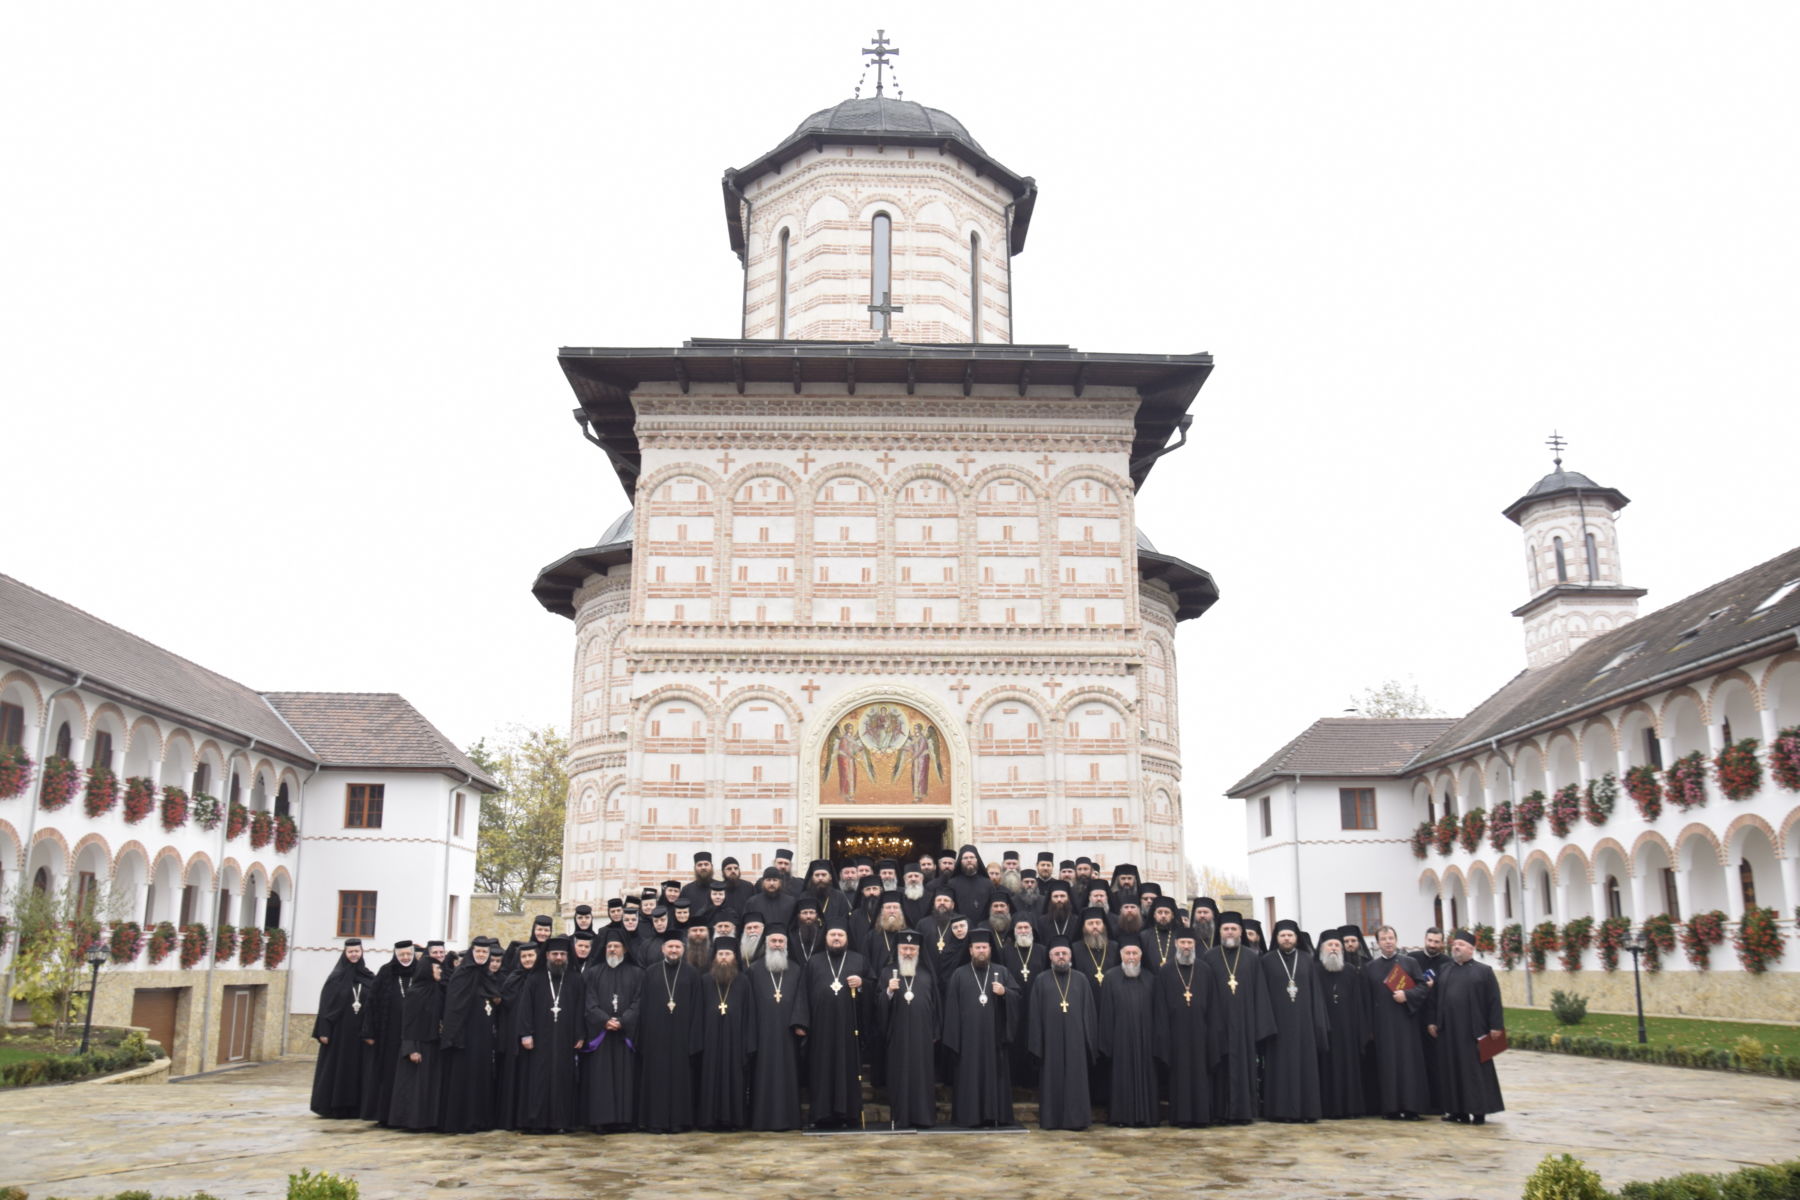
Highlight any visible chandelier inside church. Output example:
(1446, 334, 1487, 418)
(836, 825, 915, 860)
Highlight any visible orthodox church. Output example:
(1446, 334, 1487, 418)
(533, 40, 1219, 904)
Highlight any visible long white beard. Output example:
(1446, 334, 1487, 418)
(1321, 951, 1344, 973)
(763, 948, 788, 973)
(989, 911, 1012, 934)
(1014, 927, 1033, 948)
(1000, 869, 1023, 892)
(1120, 962, 1142, 979)
(904, 883, 924, 901)
(839, 879, 857, 893)
(605, 952, 624, 968)
(1175, 947, 1195, 966)
(742, 932, 761, 958)
(898, 957, 918, 978)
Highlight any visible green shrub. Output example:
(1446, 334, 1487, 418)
(1731, 1036, 1766, 1070)
(1613, 1159, 1800, 1199)
(0, 1186, 28, 1200)
(1523, 1154, 1608, 1200)
(288, 1169, 359, 1200)
(1548, 989, 1588, 1026)
(0, 1030, 163, 1088)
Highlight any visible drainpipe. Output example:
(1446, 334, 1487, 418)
(279, 755, 323, 1055)
(443, 771, 475, 942)
(1290, 773, 1304, 929)
(1003, 199, 1016, 343)
(1495, 736, 1532, 1007)
(1, 674, 85, 1015)
(195, 738, 255, 1074)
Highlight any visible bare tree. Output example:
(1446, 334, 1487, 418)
(1348, 678, 1444, 718)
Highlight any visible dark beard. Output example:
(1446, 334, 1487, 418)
(961, 862, 978, 876)
(685, 941, 711, 970)
(1083, 931, 1108, 954)
(1052, 961, 1071, 974)
(711, 959, 738, 988)
(1048, 900, 1070, 918)
(1116, 911, 1143, 935)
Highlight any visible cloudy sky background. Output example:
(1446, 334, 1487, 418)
(5, 4, 1796, 881)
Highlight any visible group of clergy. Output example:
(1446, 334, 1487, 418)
(309, 845, 1507, 1134)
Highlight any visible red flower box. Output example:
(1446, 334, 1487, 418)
(274, 813, 298, 854)
(109, 921, 145, 964)
(1679, 910, 1726, 970)
(122, 776, 157, 824)
(1713, 738, 1762, 801)
(226, 800, 249, 840)
(1732, 905, 1785, 974)
(147, 921, 178, 965)
(160, 784, 189, 831)
(1772, 726, 1800, 792)
(1625, 765, 1663, 821)
(249, 811, 273, 850)
(264, 927, 289, 970)
(39, 755, 81, 810)
(239, 925, 265, 967)
(178, 923, 209, 970)
(1665, 752, 1709, 811)
(83, 764, 118, 818)
(213, 924, 238, 964)
(0, 745, 33, 799)
(1548, 784, 1582, 837)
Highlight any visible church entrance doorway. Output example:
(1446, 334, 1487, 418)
(822, 820, 951, 865)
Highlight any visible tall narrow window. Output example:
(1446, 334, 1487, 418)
(1584, 532, 1600, 580)
(969, 232, 981, 342)
(1553, 536, 1568, 582)
(777, 228, 791, 339)
(870, 212, 892, 332)
(1529, 545, 1541, 591)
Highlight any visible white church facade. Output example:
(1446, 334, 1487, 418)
(1231, 460, 1800, 1018)
(535, 83, 1218, 901)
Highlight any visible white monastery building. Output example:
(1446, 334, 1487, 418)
(1229, 457, 1800, 1017)
(534, 70, 1219, 900)
(0, 574, 493, 1072)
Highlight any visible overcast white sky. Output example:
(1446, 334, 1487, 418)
(4, 5, 1796, 883)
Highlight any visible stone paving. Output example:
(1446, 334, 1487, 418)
(1, 1052, 1797, 1200)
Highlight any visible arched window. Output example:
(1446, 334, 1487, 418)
(54, 721, 72, 759)
(969, 231, 982, 343)
(265, 890, 282, 932)
(1585, 532, 1600, 580)
(1530, 545, 1541, 591)
(275, 782, 291, 820)
(869, 212, 892, 332)
(1606, 875, 1623, 918)
(777, 227, 791, 339)
(1553, 536, 1568, 583)
(1739, 859, 1757, 908)
(192, 761, 211, 796)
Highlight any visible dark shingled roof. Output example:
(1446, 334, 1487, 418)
(262, 692, 495, 788)
(0, 573, 315, 761)
(1407, 543, 1800, 773)
(1226, 718, 1458, 797)
(1502, 466, 1629, 524)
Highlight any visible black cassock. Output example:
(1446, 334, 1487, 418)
(579, 960, 641, 1131)
(1153, 961, 1224, 1126)
(516, 967, 585, 1132)
(877, 966, 939, 1128)
(747, 960, 809, 1131)
(696, 972, 755, 1130)
(637, 960, 705, 1132)
(308, 954, 371, 1118)
(1000, 938, 1048, 1087)
(357, 958, 412, 1122)
(1097, 971, 1158, 1126)
(438, 958, 499, 1133)
(493, 966, 532, 1130)
(1140, 925, 1181, 973)
(1077, 938, 1121, 993)
(803, 949, 869, 1127)
(1028, 969, 1097, 1130)
(941, 962, 1020, 1127)
(1415, 947, 1451, 1113)
(1361, 952, 1432, 1116)
(386, 963, 443, 1131)
(1259, 949, 1329, 1121)
(1427, 957, 1505, 1118)
(1319, 962, 1371, 1118)
(1202, 945, 1276, 1122)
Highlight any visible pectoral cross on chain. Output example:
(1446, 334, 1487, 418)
(1287, 982, 1299, 1003)
(1059, 999, 1070, 1013)
(1183, 988, 1193, 1006)
(718, 999, 729, 1015)
(830, 980, 843, 995)
(1228, 977, 1238, 995)
(551, 1001, 561, 1020)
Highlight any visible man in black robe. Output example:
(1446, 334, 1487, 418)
(1202, 912, 1275, 1124)
(1000, 915, 1049, 1089)
(772, 848, 802, 897)
(696, 936, 755, 1130)
(676, 851, 718, 912)
(877, 930, 939, 1128)
(978, 889, 1015, 946)
(1015, 871, 1044, 917)
(310, 939, 372, 1118)
(1096, 942, 1158, 1126)
(1315, 929, 1371, 1119)
(747, 929, 809, 1131)
(899, 864, 931, 926)
(1259, 919, 1328, 1123)
(1140, 897, 1181, 972)
(1077, 906, 1120, 991)
(915, 890, 958, 962)
(579, 927, 641, 1132)
(719, 856, 754, 908)
(1028, 938, 1097, 1130)
(637, 931, 705, 1133)
(789, 896, 825, 967)
(493, 942, 536, 1129)
(802, 920, 868, 1129)
(1153, 930, 1224, 1127)
(516, 936, 585, 1133)
(1414, 925, 1450, 1114)
(1342, 927, 1371, 968)
(1426, 929, 1506, 1124)
(805, 859, 853, 924)
(357, 940, 416, 1122)
(944, 844, 992, 921)
(752, 867, 796, 932)
(863, 892, 910, 981)
(1362, 924, 1432, 1120)
(439, 937, 500, 1132)
(1190, 898, 1219, 953)
(1038, 881, 1080, 942)
(941, 928, 1019, 1127)
(386, 955, 444, 1130)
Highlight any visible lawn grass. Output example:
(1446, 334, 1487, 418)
(1506, 1006, 1800, 1058)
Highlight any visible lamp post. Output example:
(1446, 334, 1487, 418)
(78, 943, 109, 1055)
(1623, 927, 1648, 1044)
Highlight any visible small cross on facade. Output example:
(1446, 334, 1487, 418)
(955, 454, 977, 477)
(716, 451, 736, 474)
(1036, 454, 1056, 479)
(710, 676, 729, 699)
(876, 451, 896, 473)
(796, 451, 816, 475)
(867, 291, 904, 339)
(1043, 679, 1063, 697)
(949, 679, 970, 704)
(801, 678, 821, 703)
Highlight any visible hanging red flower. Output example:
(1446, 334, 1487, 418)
(1625, 765, 1663, 820)
(39, 755, 81, 810)
(1641, 914, 1675, 974)
(1527, 921, 1560, 972)
(1732, 905, 1785, 974)
(1432, 814, 1457, 856)
(1679, 909, 1726, 970)
(1596, 915, 1631, 972)
(213, 924, 238, 963)
(0, 745, 34, 799)
(264, 927, 289, 970)
(1471, 923, 1497, 954)
(83, 764, 118, 818)
(1514, 791, 1544, 841)
(1665, 752, 1709, 811)
(1772, 726, 1800, 791)
(239, 925, 265, 967)
(147, 921, 179, 965)
(178, 923, 210, 969)
(1409, 821, 1432, 860)
(1498, 923, 1524, 970)
(249, 811, 273, 850)
(1559, 916, 1594, 971)
(109, 921, 145, 964)
(274, 813, 298, 855)
(1547, 784, 1582, 837)
(226, 800, 249, 840)
(160, 784, 189, 831)
(122, 776, 158, 824)
(1486, 800, 1515, 851)
(1713, 738, 1762, 801)
(1458, 808, 1486, 853)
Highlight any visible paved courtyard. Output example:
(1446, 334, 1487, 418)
(2, 1052, 1797, 1200)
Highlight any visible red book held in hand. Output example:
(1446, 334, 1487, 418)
(1478, 1031, 1508, 1062)
(1382, 963, 1412, 994)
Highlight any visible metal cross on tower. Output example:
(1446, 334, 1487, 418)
(868, 290, 904, 340)
(1546, 430, 1567, 470)
(862, 30, 900, 96)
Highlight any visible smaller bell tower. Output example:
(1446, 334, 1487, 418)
(1503, 434, 1647, 669)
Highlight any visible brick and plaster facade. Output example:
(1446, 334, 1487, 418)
(538, 93, 1215, 906)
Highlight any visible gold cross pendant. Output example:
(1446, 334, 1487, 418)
(1228, 977, 1238, 994)
(1183, 989, 1193, 1005)
(773, 989, 782, 1003)
(667, 999, 676, 1012)
(1059, 999, 1070, 1013)
(1095, 970, 1104, 984)
(830, 980, 843, 994)
(718, 1000, 729, 1014)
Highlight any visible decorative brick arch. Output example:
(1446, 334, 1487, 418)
(1589, 837, 1632, 877)
(1780, 805, 1800, 859)
(1523, 849, 1557, 888)
(46, 691, 88, 740)
(637, 684, 720, 734)
(162, 728, 197, 769)
(1757, 652, 1800, 704)
(220, 856, 243, 880)
(1053, 687, 1135, 723)
(634, 461, 727, 498)
(113, 839, 152, 872)
(885, 462, 965, 501)
(723, 461, 806, 499)
(807, 461, 887, 503)
(966, 686, 1050, 728)
(1047, 464, 1134, 503)
(1467, 860, 1496, 889)
(1417, 867, 1441, 893)
(1493, 854, 1520, 879)
(1672, 822, 1725, 867)
(720, 686, 805, 733)
(1442, 864, 1468, 892)
(125, 715, 162, 760)
(194, 739, 227, 771)
(244, 862, 271, 895)
(1658, 685, 1709, 729)
(182, 849, 215, 885)
(1628, 830, 1675, 872)
(0, 817, 24, 869)
(1722, 812, 1779, 858)
(150, 845, 184, 883)
(271, 865, 294, 896)
(1554, 842, 1592, 885)
(1515, 738, 1549, 777)
(1577, 715, 1618, 757)
(1431, 768, 1456, 799)
(250, 758, 279, 790)
(277, 766, 304, 798)
(967, 463, 1049, 501)
(30, 826, 72, 876)
(1707, 669, 1764, 713)
(86, 702, 128, 744)
(0, 670, 46, 724)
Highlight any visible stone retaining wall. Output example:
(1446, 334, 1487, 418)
(1497, 964, 1800, 1021)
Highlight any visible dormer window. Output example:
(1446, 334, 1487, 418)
(1753, 579, 1798, 614)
